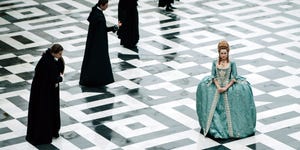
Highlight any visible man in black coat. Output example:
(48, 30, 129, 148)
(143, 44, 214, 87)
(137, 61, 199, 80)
(117, 0, 139, 49)
(26, 44, 64, 145)
(80, 0, 119, 87)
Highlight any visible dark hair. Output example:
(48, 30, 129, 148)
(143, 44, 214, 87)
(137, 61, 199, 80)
(50, 44, 63, 54)
(98, 0, 108, 6)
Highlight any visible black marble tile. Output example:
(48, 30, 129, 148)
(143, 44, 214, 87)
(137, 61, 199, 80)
(0, 57, 26, 67)
(204, 145, 230, 150)
(0, 136, 26, 147)
(61, 131, 95, 149)
(254, 81, 288, 93)
(0, 68, 11, 76)
(0, 127, 11, 134)
(247, 143, 273, 150)
(7, 96, 28, 111)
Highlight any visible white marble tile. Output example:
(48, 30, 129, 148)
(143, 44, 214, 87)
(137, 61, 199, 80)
(275, 29, 300, 41)
(108, 80, 142, 89)
(139, 12, 172, 24)
(0, 17, 9, 25)
(268, 88, 300, 98)
(289, 131, 300, 142)
(239, 64, 275, 73)
(122, 130, 220, 150)
(244, 0, 287, 5)
(236, 53, 287, 62)
(224, 134, 295, 150)
(6, 7, 47, 19)
(60, 91, 100, 102)
(203, 0, 245, 10)
(243, 73, 270, 85)
(0, 74, 25, 83)
(279, 66, 300, 75)
(173, 4, 214, 19)
(0, 53, 16, 60)
(274, 75, 300, 88)
(0, 31, 50, 50)
(177, 30, 224, 44)
(4, 63, 35, 74)
(14, 15, 77, 30)
(127, 59, 161, 68)
(269, 42, 300, 60)
(0, 120, 27, 141)
(44, 25, 87, 39)
(59, 38, 86, 52)
(262, 37, 278, 43)
(145, 82, 181, 92)
(255, 16, 299, 29)
(152, 98, 198, 129)
(163, 61, 198, 70)
(142, 20, 205, 35)
(211, 21, 270, 38)
(116, 68, 151, 79)
(252, 87, 266, 96)
(193, 39, 264, 58)
(43, 0, 90, 14)
(61, 95, 148, 122)
(59, 123, 119, 150)
(0, 0, 38, 11)
(286, 9, 300, 18)
(155, 70, 190, 82)
(257, 104, 300, 133)
(104, 114, 168, 138)
(221, 6, 280, 20)
(140, 36, 189, 55)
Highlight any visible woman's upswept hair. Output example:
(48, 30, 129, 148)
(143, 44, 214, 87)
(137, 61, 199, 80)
(217, 40, 230, 64)
(50, 44, 63, 54)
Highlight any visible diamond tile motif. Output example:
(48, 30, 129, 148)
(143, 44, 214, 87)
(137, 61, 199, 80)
(0, 0, 300, 149)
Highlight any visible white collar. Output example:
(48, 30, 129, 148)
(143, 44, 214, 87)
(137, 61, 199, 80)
(97, 6, 103, 11)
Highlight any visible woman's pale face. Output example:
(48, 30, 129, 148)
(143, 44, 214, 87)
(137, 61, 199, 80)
(219, 49, 228, 60)
(52, 51, 63, 59)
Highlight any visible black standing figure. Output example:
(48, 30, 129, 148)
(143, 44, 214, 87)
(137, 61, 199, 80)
(158, 0, 175, 11)
(26, 44, 65, 145)
(80, 0, 118, 87)
(117, 0, 139, 49)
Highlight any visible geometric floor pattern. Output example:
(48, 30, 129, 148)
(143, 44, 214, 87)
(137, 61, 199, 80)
(0, 0, 300, 149)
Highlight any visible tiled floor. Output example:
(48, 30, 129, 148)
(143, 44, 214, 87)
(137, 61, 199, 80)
(1, 0, 300, 149)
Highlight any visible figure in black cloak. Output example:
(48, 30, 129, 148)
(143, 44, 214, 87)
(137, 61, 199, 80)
(117, 0, 139, 49)
(158, 0, 176, 12)
(26, 44, 65, 145)
(80, 0, 120, 87)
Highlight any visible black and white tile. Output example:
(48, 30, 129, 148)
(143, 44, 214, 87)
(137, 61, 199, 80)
(1, 0, 300, 149)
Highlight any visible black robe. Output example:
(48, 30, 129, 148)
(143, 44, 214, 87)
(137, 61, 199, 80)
(80, 5, 116, 86)
(117, 0, 139, 48)
(26, 49, 64, 145)
(158, 0, 174, 7)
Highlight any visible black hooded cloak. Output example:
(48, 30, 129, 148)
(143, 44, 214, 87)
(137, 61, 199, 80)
(26, 49, 64, 145)
(80, 5, 116, 86)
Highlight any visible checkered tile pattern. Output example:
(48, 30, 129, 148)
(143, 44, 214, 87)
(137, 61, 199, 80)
(1, 0, 300, 149)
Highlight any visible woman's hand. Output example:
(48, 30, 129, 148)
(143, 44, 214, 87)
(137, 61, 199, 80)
(217, 87, 227, 93)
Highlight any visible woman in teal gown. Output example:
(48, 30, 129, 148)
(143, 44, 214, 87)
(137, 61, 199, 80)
(196, 40, 256, 139)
